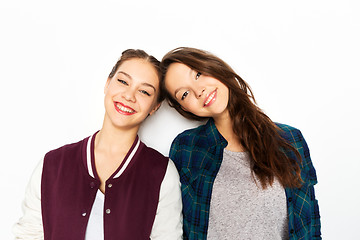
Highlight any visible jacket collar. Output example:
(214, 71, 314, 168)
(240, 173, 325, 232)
(86, 132, 141, 179)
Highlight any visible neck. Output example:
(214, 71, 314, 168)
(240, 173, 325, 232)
(96, 117, 139, 155)
(213, 111, 245, 152)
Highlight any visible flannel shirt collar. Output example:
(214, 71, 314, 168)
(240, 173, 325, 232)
(204, 118, 228, 148)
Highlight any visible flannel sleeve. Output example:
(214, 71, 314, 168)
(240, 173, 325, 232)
(299, 131, 321, 239)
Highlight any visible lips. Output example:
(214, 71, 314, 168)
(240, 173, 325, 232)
(114, 102, 136, 115)
(204, 89, 217, 107)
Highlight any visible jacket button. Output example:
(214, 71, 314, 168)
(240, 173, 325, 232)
(288, 197, 292, 202)
(290, 229, 294, 234)
(82, 212, 87, 217)
(90, 182, 95, 188)
(106, 209, 111, 214)
(108, 183, 112, 188)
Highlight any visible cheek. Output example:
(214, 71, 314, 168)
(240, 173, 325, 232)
(139, 96, 157, 110)
(104, 89, 115, 102)
(223, 87, 230, 102)
(182, 100, 198, 113)
(105, 83, 116, 95)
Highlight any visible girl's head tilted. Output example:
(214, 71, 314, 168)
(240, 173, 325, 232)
(104, 49, 163, 131)
(160, 47, 255, 121)
(161, 48, 303, 189)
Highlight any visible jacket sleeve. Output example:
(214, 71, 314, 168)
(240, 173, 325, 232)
(150, 159, 183, 240)
(13, 159, 44, 239)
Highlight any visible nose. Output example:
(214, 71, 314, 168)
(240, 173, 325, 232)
(195, 87, 205, 98)
(123, 88, 136, 102)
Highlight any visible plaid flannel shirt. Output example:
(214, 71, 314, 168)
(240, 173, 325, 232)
(170, 118, 321, 240)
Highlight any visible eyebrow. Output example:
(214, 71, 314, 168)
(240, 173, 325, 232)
(118, 71, 132, 80)
(117, 71, 157, 92)
(174, 68, 193, 97)
(142, 82, 157, 92)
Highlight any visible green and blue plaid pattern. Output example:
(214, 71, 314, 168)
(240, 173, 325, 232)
(170, 119, 321, 240)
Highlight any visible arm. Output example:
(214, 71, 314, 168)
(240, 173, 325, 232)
(12, 159, 44, 239)
(169, 135, 190, 240)
(279, 124, 321, 239)
(299, 131, 321, 239)
(150, 160, 183, 240)
(310, 185, 321, 239)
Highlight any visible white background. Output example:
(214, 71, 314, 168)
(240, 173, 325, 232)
(1, 0, 359, 239)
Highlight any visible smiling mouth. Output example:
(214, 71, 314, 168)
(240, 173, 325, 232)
(114, 102, 136, 115)
(204, 89, 217, 107)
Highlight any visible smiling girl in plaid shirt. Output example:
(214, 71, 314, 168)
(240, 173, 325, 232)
(160, 47, 321, 240)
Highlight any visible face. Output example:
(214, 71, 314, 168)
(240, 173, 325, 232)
(165, 63, 229, 119)
(104, 58, 160, 131)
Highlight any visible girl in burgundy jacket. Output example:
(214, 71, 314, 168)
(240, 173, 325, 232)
(13, 49, 183, 240)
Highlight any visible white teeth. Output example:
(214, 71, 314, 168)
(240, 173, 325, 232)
(117, 104, 134, 113)
(205, 91, 216, 105)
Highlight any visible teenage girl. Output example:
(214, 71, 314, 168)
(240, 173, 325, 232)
(160, 47, 321, 240)
(13, 49, 183, 240)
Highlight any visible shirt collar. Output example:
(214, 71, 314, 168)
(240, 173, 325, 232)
(204, 118, 228, 148)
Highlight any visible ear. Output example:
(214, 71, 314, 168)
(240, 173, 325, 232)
(104, 78, 111, 94)
(149, 102, 161, 116)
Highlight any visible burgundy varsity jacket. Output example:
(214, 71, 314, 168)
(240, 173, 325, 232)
(41, 133, 168, 240)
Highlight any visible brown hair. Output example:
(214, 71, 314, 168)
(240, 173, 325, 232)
(160, 47, 302, 188)
(109, 49, 164, 103)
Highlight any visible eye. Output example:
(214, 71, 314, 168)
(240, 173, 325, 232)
(117, 79, 128, 85)
(139, 90, 151, 96)
(195, 72, 202, 80)
(181, 91, 189, 100)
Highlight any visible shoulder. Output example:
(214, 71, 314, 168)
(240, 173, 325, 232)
(276, 123, 318, 185)
(275, 122, 301, 136)
(175, 124, 208, 141)
(141, 142, 168, 161)
(275, 122, 304, 146)
(41, 136, 90, 181)
(275, 123, 310, 157)
(171, 123, 209, 149)
(275, 122, 308, 154)
(169, 124, 207, 159)
(140, 142, 169, 171)
(45, 138, 86, 157)
(275, 122, 298, 131)
(44, 136, 88, 163)
(138, 142, 170, 183)
(169, 123, 215, 173)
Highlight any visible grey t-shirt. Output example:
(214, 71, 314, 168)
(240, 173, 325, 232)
(207, 149, 289, 240)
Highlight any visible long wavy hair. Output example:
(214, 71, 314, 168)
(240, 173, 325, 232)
(160, 47, 302, 188)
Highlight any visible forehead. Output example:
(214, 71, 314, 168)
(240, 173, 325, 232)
(117, 58, 160, 88)
(165, 63, 192, 88)
(166, 62, 191, 77)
